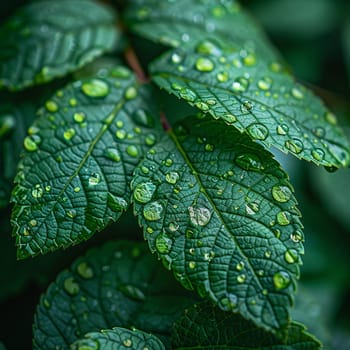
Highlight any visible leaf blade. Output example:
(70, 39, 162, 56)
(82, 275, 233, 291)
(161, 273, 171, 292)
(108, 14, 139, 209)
(132, 115, 304, 331)
(0, 0, 120, 90)
(11, 66, 161, 258)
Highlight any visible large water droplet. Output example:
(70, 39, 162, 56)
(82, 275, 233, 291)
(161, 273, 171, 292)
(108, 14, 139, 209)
(179, 87, 197, 102)
(77, 262, 94, 279)
(276, 211, 291, 226)
(196, 40, 222, 56)
(63, 277, 80, 295)
(284, 249, 298, 264)
(63, 128, 75, 141)
(232, 77, 249, 92)
(285, 139, 303, 154)
(243, 53, 257, 66)
(111, 65, 131, 79)
(325, 111, 337, 125)
(237, 274, 246, 283)
(165, 171, 180, 184)
(245, 202, 259, 215)
(216, 71, 229, 82)
(88, 173, 101, 186)
(81, 79, 109, 98)
(73, 112, 86, 123)
(104, 147, 121, 162)
(273, 271, 291, 290)
(125, 86, 138, 99)
(276, 124, 289, 135)
(188, 206, 212, 226)
(133, 182, 156, 203)
(195, 57, 215, 72)
(155, 233, 172, 254)
(143, 201, 163, 221)
(24, 134, 41, 152)
(126, 145, 139, 158)
(45, 100, 58, 113)
(247, 123, 269, 140)
(291, 87, 304, 100)
(272, 185, 292, 203)
(257, 77, 272, 90)
(235, 153, 263, 171)
(132, 109, 154, 128)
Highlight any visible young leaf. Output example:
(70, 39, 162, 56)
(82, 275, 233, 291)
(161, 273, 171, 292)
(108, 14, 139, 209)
(124, 0, 278, 60)
(11, 66, 162, 259)
(70, 327, 165, 350)
(132, 114, 304, 332)
(33, 240, 194, 350)
(150, 44, 350, 168)
(0, 0, 120, 91)
(171, 301, 322, 350)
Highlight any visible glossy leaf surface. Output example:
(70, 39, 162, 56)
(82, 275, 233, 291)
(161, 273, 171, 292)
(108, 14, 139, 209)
(132, 115, 304, 331)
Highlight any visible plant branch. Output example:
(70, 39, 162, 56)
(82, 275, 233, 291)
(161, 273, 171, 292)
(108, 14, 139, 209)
(124, 46, 149, 83)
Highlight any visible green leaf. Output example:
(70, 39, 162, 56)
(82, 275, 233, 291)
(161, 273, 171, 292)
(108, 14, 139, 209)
(171, 301, 322, 350)
(150, 43, 350, 168)
(0, 97, 36, 208)
(0, 0, 120, 91)
(124, 0, 278, 60)
(70, 327, 165, 350)
(33, 240, 194, 350)
(11, 66, 161, 259)
(132, 114, 304, 332)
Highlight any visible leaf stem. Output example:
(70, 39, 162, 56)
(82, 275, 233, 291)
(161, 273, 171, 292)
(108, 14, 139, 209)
(124, 46, 149, 83)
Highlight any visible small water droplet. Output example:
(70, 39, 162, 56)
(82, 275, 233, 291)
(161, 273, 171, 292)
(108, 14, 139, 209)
(164, 158, 173, 167)
(311, 148, 325, 161)
(291, 230, 303, 243)
(77, 261, 94, 279)
(66, 209, 76, 219)
(273, 271, 291, 290)
(45, 100, 58, 113)
(223, 114, 237, 123)
(205, 143, 214, 152)
(179, 87, 197, 102)
(189, 261, 196, 269)
(111, 65, 131, 79)
(73, 112, 86, 123)
(143, 201, 163, 221)
(81, 79, 109, 98)
(29, 219, 37, 227)
(220, 293, 238, 311)
(125, 86, 138, 99)
(276, 211, 291, 226)
(291, 87, 304, 100)
(171, 52, 183, 64)
(235, 153, 263, 171)
(285, 139, 303, 154)
(132, 109, 154, 128)
(240, 100, 254, 114)
(284, 249, 298, 264)
(216, 71, 229, 82)
(165, 171, 180, 184)
(63, 128, 75, 140)
(63, 277, 80, 295)
(123, 339, 133, 347)
(133, 182, 156, 203)
(88, 173, 101, 186)
(188, 206, 212, 226)
(325, 111, 337, 125)
(257, 77, 272, 90)
(247, 123, 269, 140)
(269, 62, 282, 73)
(232, 77, 249, 93)
(264, 250, 272, 258)
(24, 135, 41, 152)
(32, 184, 43, 198)
(243, 53, 257, 66)
(195, 101, 209, 111)
(195, 57, 215, 72)
(237, 274, 246, 283)
(126, 145, 139, 158)
(155, 233, 172, 254)
(119, 284, 145, 301)
(116, 129, 126, 139)
(236, 261, 245, 271)
(313, 127, 325, 138)
(196, 40, 222, 56)
(272, 185, 292, 203)
(245, 202, 259, 215)
(276, 124, 289, 135)
(104, 148, 121, 162)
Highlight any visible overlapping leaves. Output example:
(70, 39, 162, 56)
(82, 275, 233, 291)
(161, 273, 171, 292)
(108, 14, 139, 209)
(11, 66, 162, 258)
(150, 42, 350, 168)
(33, 240, 193, 350)
(132, 114, 304, 332)
(0, 0, 119, 90)
(172, 301, 321, 349)
(125, 0, 278, 60)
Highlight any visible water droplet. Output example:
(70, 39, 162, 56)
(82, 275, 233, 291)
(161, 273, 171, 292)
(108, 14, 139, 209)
(88, 173, 101, 186)
(264, 250, 272, 258)
(116, 129, 126, 139)
(236, 261, 245, 271)
(64, 277, 80, 295)
(205, 143, 214, 152)
(291, 87, 304, 100)
(195, 57, 215, 72)
(189, 261, 196, 269)
(74, 187, 81, 193)
(119, 284, 145, 301)
(66, 209, 76, 219)
(235, 153, 263, 171)
(245, 202, 259, 215)
(111, 65, 131, 79)
(272, 185, 292, 203)
(45, 100, 58, 112)
(24, 135, 41, 152)
(32, 184, 43, 198)
(273, 271, 291, 290)
(240, 100, 254, 114)
(276, 211, 291, 226)
(285, 139, 303, 154)
(247, 123, 269, 140)
(216, 71, 229, 82)
(125, 86, 138, 99)
(257, 77, 272, 90)
(0, 114, 15, 137)
(284, 249, 298, 264)
(291, 230, 303, 243)
(104, 148, 121, 162)
(126, 145, 139, 158)
(196, 40, 221, 56)
(143, 201, 163, 221)
(107, 193, 127, 211)
(132, 109, 154, 128)
(328, 143, 350, 167)
(269, 62, 282, 73)
(63, 128, 75, 140)
(313, 127, 325, 138)
(243, 53, 257, 66)
(171, 52, 183, 64)
(155, 233, 172, 254)
(223, 114, 237, 123)
(276, 124, 289, 135)
(220, 293, 238, 311)
(164, 158, 173, 167)
(81, 79, 109, 98)
(188, 206, 212, 226)
(73, 112, 86, 123)
(195, 101, 209, 111)
(232, 77, 249, 93)
(237, 274, 246, 283)
(179, 87, 197, 102)
(123, 339, 132, 347)
(77, 261, 94, 279)
(133, 182, 156, 203)
(325, 111, 337, 125)
(165, 171, 180, 184)
(311, 148, 325, 161)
